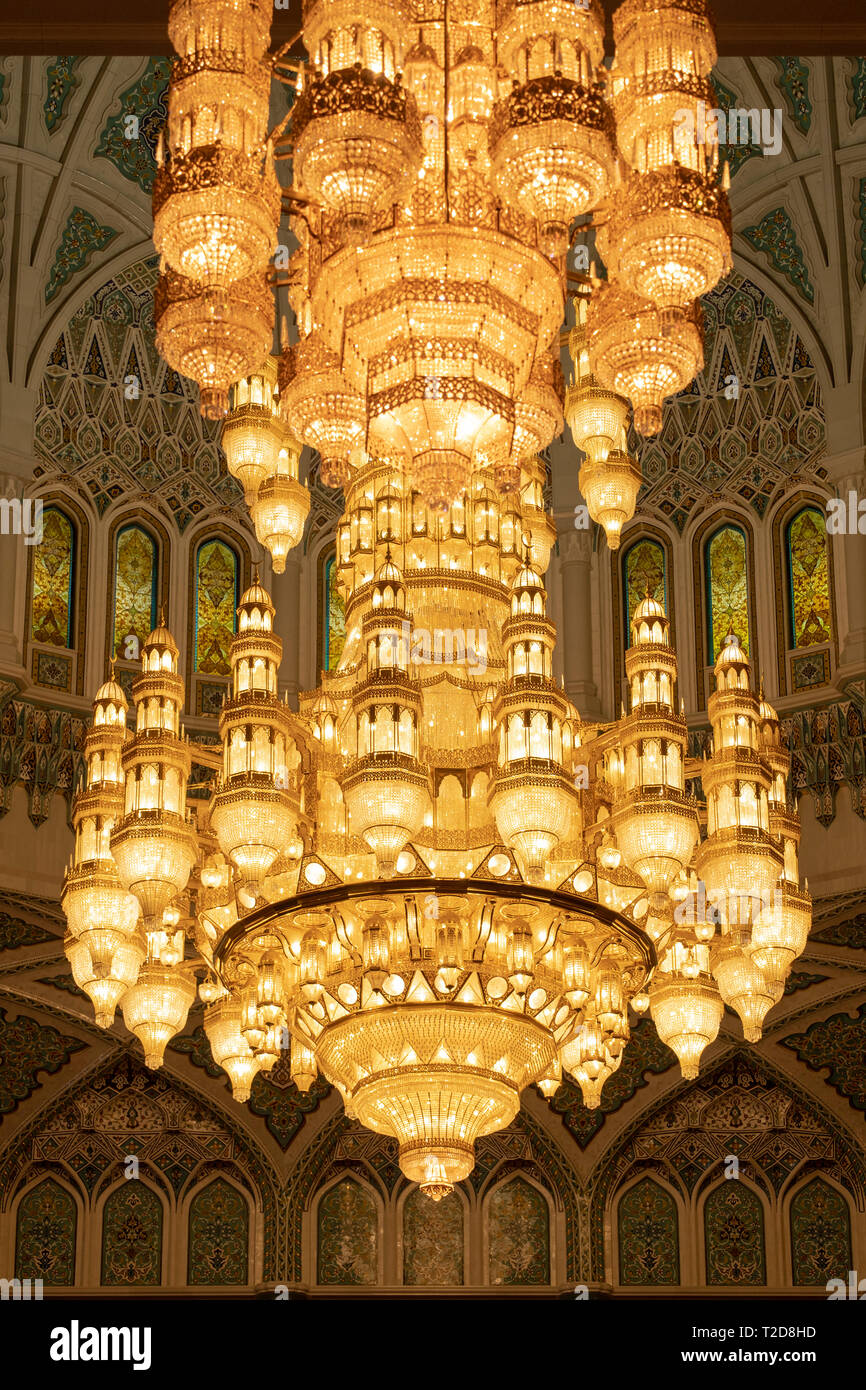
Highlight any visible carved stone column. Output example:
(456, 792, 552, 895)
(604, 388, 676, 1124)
(271, 553, 302, 708)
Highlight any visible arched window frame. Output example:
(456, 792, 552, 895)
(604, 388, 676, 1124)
(613, 1171, 683, 1287)
(312, 1171, 384, 1287)
(691, 510, 758, 707)
(771, 491, 838, 695)
(613, 525, 675, 710)
(12, 1172, 82, 1287)
(397, 1180, 469, 1287)
(783, 1173, 854, 1288)
(481, 1170, 555, 1288)
(96, 1177, 168, 1287)
(699, 1177, 768, 1287)
(185, 524, 251, 718)
(26, 490, 91, 695)
(104, 507, 170, 693)
(181, 1173, 254, 1288)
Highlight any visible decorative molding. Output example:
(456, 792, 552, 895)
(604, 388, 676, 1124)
(774, 58, 813, 135)
(0, 1004, 87, 1118)
(93, 57, 171, 193)
(741, 207, 815, 305)
(44, 206, 117, 305)
(43, 56, 81, 133)
(781, 1003, 866, 1113)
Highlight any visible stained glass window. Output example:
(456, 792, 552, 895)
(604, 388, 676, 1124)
(195, 540, 238, 673)
(704, 1182, 766, 1285)
(31, 506, 75, 647)
(623, 538, 667, 647)
(618, 1178, 680, 1284)
(101, 1183, 163, 1285)
(188, 1179, 249, 1285)
(786, 507, 832, 648)
(324, 553, 345, 671)
(706, 525, 750, 661)
(488, 1177, 550, 1285)
(113, 525, 157, 661)
(15, 1179, 77, 1284)
(316, 1177, 378, 1284)
(403, 1187, 464, 1285)
(790, 1179, 851, 1285)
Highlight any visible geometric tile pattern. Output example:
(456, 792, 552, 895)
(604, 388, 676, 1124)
(632, 272, 825, 531)
(617, 1176, 680, 1284)
(34, 256, 246, 530)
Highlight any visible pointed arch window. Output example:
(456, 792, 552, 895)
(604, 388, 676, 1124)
(786, 507, 832, 649)
(101, 1183, 163, 1285)
(113, 524, 157, 662)
(704, 1182, 765, 1285)
(487, 1176, 550, 1285)
(31, 505, 75, 647)
(705, 524, 750, 662)
(194, 540, 239, 674)
(187, 1179, 249, 1285)
(623, 538, 667, 649)
(15, 1178, 77, 1285)
(790, 1178, 851, 1286)
(324, 552, 345, 671)
(316, 1177, 379, 1284)
(618, 1177, 680, 1284)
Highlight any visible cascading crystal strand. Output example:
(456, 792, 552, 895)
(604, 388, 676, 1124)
(277, 334, 366, 490)
(587, 280, 704, 437)
(291, 0, 422, 238)
(601, 0, 732, 310)
(153, 0, 280, 290)
(61, 673, 144, 1028)
(566, 287, 641, 548)
(341, 554, 432, 874)
(210, 576, 301, 895)
(490, 0, 615, 257)
(110, 619, 196, 938)
(611, 594, 698, 896)
(222, 356, 284, 504)
(154, 267, 273, 420)
(699, 633, 784, 1041)
(489, 561, 578, 883)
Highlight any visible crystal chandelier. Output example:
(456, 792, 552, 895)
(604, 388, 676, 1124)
(69, 0, 807, 1200)
(66, 463, 811, 1195)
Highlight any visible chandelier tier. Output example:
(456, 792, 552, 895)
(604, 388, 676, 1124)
(66, 456, 811, 1195)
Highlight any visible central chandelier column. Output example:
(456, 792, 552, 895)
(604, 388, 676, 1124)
(210, 576, 302, 897)
(342, 555, 432, 875)
(490, 561, 578, 883)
